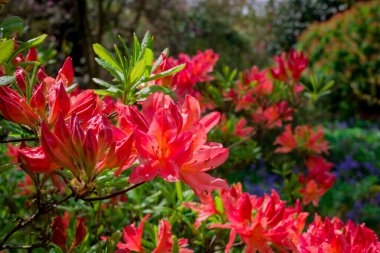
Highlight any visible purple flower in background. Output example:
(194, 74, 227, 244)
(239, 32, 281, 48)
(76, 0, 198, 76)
(244, 159, 283, 196)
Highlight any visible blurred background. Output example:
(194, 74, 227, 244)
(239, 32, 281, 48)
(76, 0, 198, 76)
(1, 0, 356, 79)
(6, 0, 380, 120)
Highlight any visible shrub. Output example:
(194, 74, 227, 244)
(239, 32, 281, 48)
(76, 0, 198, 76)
(298, 1, 380, 119)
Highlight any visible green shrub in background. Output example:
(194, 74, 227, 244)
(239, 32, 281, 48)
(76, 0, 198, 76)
(298, 1, 380, 119)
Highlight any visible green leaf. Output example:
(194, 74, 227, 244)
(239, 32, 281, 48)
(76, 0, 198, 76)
(143, 48, 154, 76)
(9, 34, 47, 61)
(141, 31, 153, 51)
(18, 61, 41, 68)
(114, 44, 126, 70)
(94, 86, 121, 96)
(93, 43, 123, 73)
(151, 48, 169, 72)
(133, 34, 141, 64)
(95, 58, 123, 81)
(117, 35, 130, 58)
(171, 236, 180, 253)
(0, 163, 18, 174)
(0, 75, 15, 86)
(143, 63, 185, 82)
(92, 78, 112, 88)
(175, 181, 183, 202)
(320, 80, 335, 92)
(0, 16, 23, 38)
(130, 59, 146, 84)
(66, 83, 78, 93)
(0, 39, 14, 64)
(214, 195, 224, 214)
(136, 85, 176, 100)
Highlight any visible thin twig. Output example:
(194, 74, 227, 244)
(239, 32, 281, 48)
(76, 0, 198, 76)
(227, 132, 256, 150)
(0, 137, 38, 143)
(0, 193, 73, 249)
(1, 239, 49, 249)
(212, 242, 243, 252)
(82, 182, 145, 201)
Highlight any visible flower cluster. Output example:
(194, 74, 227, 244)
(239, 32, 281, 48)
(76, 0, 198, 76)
(274, 125, 334, 206)
(152, 50, 219, 110)
(184, 183, 380, 252)
(118, 92, 228, 195)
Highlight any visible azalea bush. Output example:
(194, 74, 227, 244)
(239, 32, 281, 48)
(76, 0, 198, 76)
(0, 18, 380, 252)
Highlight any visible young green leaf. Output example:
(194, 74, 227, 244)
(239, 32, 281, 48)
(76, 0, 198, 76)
(130, 59, 146, 84)
(143, 48, 154, 76)
(93, 43, 123, 73)
(133, 33, 141, 64)
(141, 31, 153, 51)
(95, 58, 123, 82)
(136, 85, 176, 100)
(144, 63, 185, 82)
(9, 34, 47, 61)
(92, 78, 112, 88)
(94, 86, 121, 96)
(0, 39, 14, 64)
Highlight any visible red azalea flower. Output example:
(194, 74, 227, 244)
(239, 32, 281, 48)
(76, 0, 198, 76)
(18, 146, 58, 174)
(183, 191, 219, 228)
(117, 214, 150, 252)
(69, 218, 87, 251)
(41, 113, 134, 180)
(213, 187, 308, 252)
(299, 215, 380, 252)
(274, 125, 297, 153)
(51, 216, 69, 252)
(0, 86, 39, 128)
(129, 93, 228, 196)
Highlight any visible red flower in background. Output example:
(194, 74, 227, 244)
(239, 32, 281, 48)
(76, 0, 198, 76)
(270, 53, 288, 82)
(183, 191, 219, 228)
(274, 125, 329, 154)
(244, 66, 273, 96)
(51, 214, 87, 252)
(274, 125, 297, 153)
(270, 49, 308, 85)
(299, 156, 335, 206)
(69, 218, 87, 252)
(116, 217, 193, 253)
(116, 215, 150, 253)
(168, 50, 219, 98)
(288, 50, 308, 84)
(51, 216, 69, 252)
